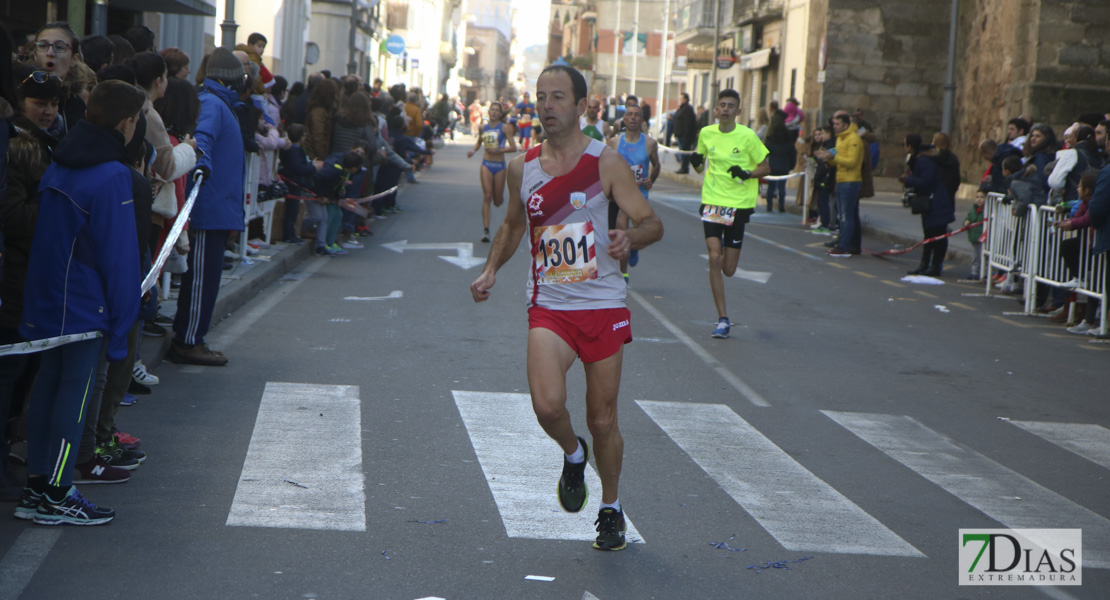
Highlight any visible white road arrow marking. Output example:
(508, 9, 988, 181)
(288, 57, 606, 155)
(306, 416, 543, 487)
(382, 240, 487, 270)
(344, 290, 404, 301)
(699, 254, 772, 283)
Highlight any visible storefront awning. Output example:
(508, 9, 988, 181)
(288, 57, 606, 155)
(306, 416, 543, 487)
(737, 48, 772, 71)
(108, 0, 215, 16)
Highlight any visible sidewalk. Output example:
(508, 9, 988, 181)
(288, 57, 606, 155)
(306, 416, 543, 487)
(657, 161, 979, 267)
(139, 239, 316, 369)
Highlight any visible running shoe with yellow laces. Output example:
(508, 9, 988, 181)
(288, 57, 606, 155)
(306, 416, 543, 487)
(593, 507, 627, 551)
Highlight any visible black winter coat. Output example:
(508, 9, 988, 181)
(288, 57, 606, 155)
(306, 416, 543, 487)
(0, 117, 58, 329)
(904, 147, 956, 230)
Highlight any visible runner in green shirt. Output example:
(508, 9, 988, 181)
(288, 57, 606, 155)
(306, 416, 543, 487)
(690, 89, 770, 339)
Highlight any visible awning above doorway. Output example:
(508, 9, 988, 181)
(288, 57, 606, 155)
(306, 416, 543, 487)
(107, 0, 216, 16)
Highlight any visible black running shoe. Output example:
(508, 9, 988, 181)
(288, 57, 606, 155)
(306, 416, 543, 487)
(557, 436, 589, 512)
(14, 488, 43, 520)
(592, 507, 627, 551)
(142, 320, 167, 337)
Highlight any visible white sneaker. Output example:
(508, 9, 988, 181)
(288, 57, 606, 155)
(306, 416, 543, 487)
(133, 361, 160, 385)
(248, 238, 271, 249)
(1066, 322, 1094, 335)
(246, 245, 259, 256)
(341, 240, 363, 249)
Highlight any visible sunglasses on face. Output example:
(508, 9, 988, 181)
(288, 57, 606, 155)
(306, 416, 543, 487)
(20, 71, 62, 87)
(34, 40, 72, 54)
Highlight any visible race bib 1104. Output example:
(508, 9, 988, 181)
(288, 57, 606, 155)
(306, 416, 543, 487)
(701, 204, 735, 226)
(533, 221, 597, 285)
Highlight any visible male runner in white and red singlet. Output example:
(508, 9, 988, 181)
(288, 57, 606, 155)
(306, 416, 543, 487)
(470, 65, 663, 551)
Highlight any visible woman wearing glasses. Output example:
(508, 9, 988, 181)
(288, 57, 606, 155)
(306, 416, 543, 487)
(28, 22, 84, 138)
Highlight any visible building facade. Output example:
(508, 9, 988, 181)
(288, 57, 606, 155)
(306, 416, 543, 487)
(460, 0, 513, 103)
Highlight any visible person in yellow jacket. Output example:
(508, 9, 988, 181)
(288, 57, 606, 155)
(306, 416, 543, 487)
(816, 113, 863, 256)
(690, 89, 770, 339)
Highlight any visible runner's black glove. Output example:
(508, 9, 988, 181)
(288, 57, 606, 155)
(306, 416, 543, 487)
(728, 166, 752, 180)
(689, 152, 704, 169)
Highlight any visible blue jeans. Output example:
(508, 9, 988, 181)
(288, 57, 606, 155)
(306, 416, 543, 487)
(766, 180, 787, 211)
(816, 187, 831, 228)
(835, 181, 862, 252)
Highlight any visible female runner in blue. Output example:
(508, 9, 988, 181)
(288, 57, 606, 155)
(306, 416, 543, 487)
(467, 101, 518, 242)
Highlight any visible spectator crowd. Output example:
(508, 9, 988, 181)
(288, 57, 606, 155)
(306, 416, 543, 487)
(1, 18, 1107, 529)
(0, 20, 461, 525)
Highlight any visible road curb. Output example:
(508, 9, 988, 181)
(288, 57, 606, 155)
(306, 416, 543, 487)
(656, 168, 974, 266)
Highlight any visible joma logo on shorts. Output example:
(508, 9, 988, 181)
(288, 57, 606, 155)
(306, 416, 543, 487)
(612, 319, 629, 331)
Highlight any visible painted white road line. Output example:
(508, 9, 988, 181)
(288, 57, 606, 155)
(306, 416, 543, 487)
(628, 290, 770, 407)
(639, 401, 922, 557)
(698, 254, 772, 283)
(227, 382, 365, 531)
(0, 529, 61, 600)
(451, 390, 644, 544)
(823, 411, 1110, 569)
(381, 240, 486, 269)
(344, 290, 404, 301)
(1008, 421, 1110, 472)
(208, 257, 328, 349)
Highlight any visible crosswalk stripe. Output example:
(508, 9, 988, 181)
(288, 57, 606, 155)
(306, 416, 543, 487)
(452, 391, 644, 543)
(638, 400, 922, 557)
(227, 382, 366, 531)
(823, 411, 1110, 569)
(1008, 420, 1110, 472)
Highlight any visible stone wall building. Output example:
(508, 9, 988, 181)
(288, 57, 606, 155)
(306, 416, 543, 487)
(812, 0, 1110, 180)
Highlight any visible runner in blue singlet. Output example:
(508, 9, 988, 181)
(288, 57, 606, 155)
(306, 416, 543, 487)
(606, 103, 660, 278)
(468, 101, 519, 241)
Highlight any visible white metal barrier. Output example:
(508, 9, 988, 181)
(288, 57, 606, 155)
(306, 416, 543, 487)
(982, 192, 1107, 337)
(240, 152, 260, 262)
(982, 192, 1031, 297)
(1026, 204, 1108, 336)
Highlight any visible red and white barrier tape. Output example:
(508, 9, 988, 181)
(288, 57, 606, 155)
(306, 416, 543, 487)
(870, 218, 988, 256)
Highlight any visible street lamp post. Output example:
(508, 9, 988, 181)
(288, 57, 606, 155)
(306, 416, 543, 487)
(348, 0, 360, 76)
(91, 0, 108, 36)
(941, 0, 959, 134)
(709, 0, 721, 101)
(630, 0, 639, 96)
(655, 0, 670, 136)
(221, 0, 239, 49)
(611, 0, 622, 104)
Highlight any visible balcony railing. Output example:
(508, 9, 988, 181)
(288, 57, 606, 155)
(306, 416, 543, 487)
(674, 0, 732, 46)
(733, 0, 784, 24)
(463, 67, 487, 85)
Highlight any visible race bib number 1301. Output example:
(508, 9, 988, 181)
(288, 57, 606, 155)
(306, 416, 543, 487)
(533, 221, 597, 285)
(701, 204, 735, 226)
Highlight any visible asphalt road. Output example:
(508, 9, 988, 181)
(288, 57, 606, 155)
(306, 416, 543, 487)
(2, 136, 1107, 600)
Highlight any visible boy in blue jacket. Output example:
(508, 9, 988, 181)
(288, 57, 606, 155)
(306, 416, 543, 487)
(15, 80, 146, 526)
